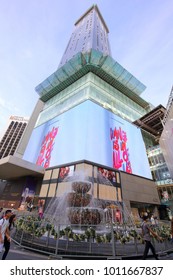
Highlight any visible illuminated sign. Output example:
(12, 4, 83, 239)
(10, 116, 29, 122)
(36, 127, 58, 168)
(110, 126, 132, 173)
(23, 101, 152, 179)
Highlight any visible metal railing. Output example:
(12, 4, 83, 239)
(12, 219, 173, 259)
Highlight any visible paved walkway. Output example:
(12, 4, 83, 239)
(1, 241, 173, 260)
(0, 242, 49, 260)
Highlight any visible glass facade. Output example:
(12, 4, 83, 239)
(36, 50, 147, 102)
(147, 145, 172, 185)
(157, 186, 173, 220)
(36, 72, 148, 127)
(141, 130, 156, 149)
(160, 102, 173, 179)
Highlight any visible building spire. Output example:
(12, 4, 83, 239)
(58, 5, 111, 68)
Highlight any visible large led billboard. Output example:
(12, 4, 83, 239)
(23, 100, 152, 179)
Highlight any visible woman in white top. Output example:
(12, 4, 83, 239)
(2, 214, 16, 260)
(0, 210, 12, 253)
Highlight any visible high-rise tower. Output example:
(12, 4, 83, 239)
(25, 4, 151, 178)
(0, 116, 28, 159)
(59, 5, 111, 68)
(0, 5, 160, 214)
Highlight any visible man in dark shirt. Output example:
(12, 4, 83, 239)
(142, 215, 162, 260)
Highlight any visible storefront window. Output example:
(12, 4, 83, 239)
(39, 184, 49, 197)
(43, 170, 52, 180)
(47, 183, 57, 197)
(51, 169, 59, 179)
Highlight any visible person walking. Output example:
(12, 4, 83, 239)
(0, 210, 12, 253)
(38, 200, 44, 219)
(2, 214, 16, 260)
(150, 214, 155, 225)
(141, 215, 162, 260)
(171, 216, 173, 243)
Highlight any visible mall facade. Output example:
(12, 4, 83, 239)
(0, 5, 160, 220)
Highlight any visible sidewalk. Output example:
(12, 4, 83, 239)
(1, 241, 173, 260)
(0, 241, 49, 260)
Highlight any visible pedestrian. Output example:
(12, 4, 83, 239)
(2, 214, 16, 260)
(0, 208, 4, 219)
(38, 206, 43, 219)
(171, 216, 173, 243)
(38, 199, 44, 219)
(150, 214, 155, 225)
(141, 215, 162, 260)
(154, 216, 159, 227)
(0, 210, 12, 253)
(27, 201, 33, 212)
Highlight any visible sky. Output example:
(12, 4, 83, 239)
(0, 0, 173, 139)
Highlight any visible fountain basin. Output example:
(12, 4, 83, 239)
(67, 207, 102, 225)
(67, 193, 92, 207)
(72, 181, 91, 193)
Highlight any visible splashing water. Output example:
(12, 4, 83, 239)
(43, 170, 136, 230)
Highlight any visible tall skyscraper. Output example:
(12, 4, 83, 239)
(0, 5, 160, 215)
(34, 5, 149, 130)
(0, 116, 29, 159)
(30, 4, 150, 173)
(59, 5, 111, 68)
(21, 5, 159, 214)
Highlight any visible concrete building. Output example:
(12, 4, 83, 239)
(134, 87, 173, 220)
(0, 116, 29, 159)
(134, 91, 173, 220)
(0, 103, 44, 209)
(159, 86, 173, 218)
(160, 86, 173, 179)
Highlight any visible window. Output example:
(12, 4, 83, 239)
(51, 169, 59, 179)
(39, 184, 49, 197)
(47, 183, 57, 197)
(43, 170, 52, 180)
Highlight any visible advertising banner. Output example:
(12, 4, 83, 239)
(23, 101, 151, 179)
(18, 177, 37, 211)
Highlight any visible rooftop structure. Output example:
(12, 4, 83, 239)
(133, 104, 165, 141)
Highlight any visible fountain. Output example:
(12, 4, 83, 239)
(44, 172, 105, 227)
(67, 180, 102, 225)
(14, 169, 173, 258)
(43, 170, 134, 230)
(15, 170, 146, 258)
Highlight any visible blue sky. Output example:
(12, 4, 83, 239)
(0, 0, 173, 138)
